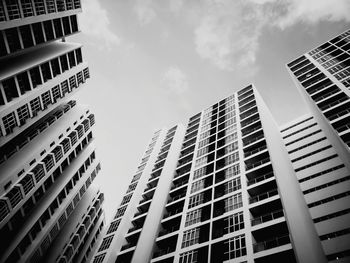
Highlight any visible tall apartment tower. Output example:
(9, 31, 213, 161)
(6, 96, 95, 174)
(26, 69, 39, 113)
(0, 1, 105, 263)
(284, 28, 350, 262)
(280, 115, 350, 262)
(92, 84, 327, 263)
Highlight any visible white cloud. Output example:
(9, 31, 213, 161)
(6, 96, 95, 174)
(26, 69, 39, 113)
(79, 0, 120, 49)
(194, 1, 264, 72)
(191, 0, 350, 72)
(134, 0, 157, 26)
(163, 67, 189, 95)
(274, 0, 350, 29)
(169, 0, 184, 13)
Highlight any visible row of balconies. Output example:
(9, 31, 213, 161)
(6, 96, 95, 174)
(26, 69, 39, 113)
(0, 0, 81, 22)
(0, 101, 77, 163)
(0, 116, 94, 224)
(5, 156, 99, 263)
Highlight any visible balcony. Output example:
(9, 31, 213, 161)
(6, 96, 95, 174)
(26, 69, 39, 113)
(253, 235, 291, 253)
(247, 171, 274, 186)
(240, 106, 258, 121)
(241, 121, 263, 138)
(167, 193, 186, 204)
(320, 98, 350, 115)
(239, 94, 255, 108)
(306, 78, 333, 95)
(152, 235, 177, 259)
(249, 188, 278, 204)
(244, 141, 267, 158)
(245, 152, 270, 171)
(241, 113, 260, 129)
(251, 209, 284, 226)
(301, 72, 326, 88)
(252, 221, 291, 253)
(311, 85, 340, 102)
(163, 199, 184, 219)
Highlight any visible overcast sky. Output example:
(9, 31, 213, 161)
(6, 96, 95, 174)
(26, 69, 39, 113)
(70, 0, 350, 220)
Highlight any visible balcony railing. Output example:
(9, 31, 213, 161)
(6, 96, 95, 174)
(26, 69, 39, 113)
(328, 108, 350, 121)
(163, 208, 182, 219)
(247, 172, 274, 186)
(244, 145, 267, 158)
(251, 209, 284, 226)
(167, 193, 186, 204)
(153, 247, 174, 258)
(249, 188, 278, 204)
(253, 235, 291, 253)
(246, 157, 270, 170)
(242, 130, 263, 143)
(241, 116, 260, 128)
(158, 225, 180, 237)
(121, 243, 135, 251)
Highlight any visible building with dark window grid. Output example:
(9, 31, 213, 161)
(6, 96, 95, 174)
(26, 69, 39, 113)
(0, 1, 105, 262)
(92, 29, 350, 263)
(92, 84, 329, 263)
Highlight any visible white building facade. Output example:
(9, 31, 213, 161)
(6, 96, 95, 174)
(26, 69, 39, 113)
(0, 1, 105, 262)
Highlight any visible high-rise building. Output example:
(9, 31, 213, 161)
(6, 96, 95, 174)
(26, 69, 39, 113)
(0, 1, 105, 262)
(284, 28, 350, 263)
(286, 29, 350, 155)
(92, 84, 328, 263)
(280, 115, 350, 262)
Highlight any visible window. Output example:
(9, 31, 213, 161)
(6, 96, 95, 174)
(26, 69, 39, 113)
(197, 146, 209, 157)
(224, 193, 242, 212)
(93, 253, 106, 263)
(179, 250, 198, 263)
(182, 228, 200, 248)
(107, 219, 121, 234)
(30, 97, 41, 116)
(126, 182, 137, 193)
(98, 235, 113, 252)
(51, 85, 61, 102)
(225, 142, 238, 154)
(2, 112, 17, 134)
(224, 235, 246, 260)
(224, 212, 244, 234)
(193, 167, 207, 180)
(115, 205, 127, 218)
(41, 90, 51, 109)
(185, 209, 202, 227)
(225, 152, 239, 166)
(225, 164, 240, 179)
(195, 156, 208, 168)
(17, 104, 30, 126)
(191, 179, 205, 193)
(120, 194, 132, 205)
(224, 178, 241, 195)
(189, 193, 204, 208)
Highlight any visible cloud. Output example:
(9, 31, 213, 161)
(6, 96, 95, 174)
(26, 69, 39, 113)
(191, 0, 350, 72)
(134, 0, 157, 26)
(163, 67, 190, 95)
(79, 0, 120, 49)
(273, 0, 350, 29)
(193, 1, 265, 72)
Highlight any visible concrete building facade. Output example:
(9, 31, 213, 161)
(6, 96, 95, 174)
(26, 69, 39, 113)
(92, 85, 327, 263)
(92, 29, 350, 263)
(0, 1, 105, 262)
(281, 115, 350, 262)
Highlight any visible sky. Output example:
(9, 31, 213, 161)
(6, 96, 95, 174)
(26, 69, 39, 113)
(70, 0, 350, 220)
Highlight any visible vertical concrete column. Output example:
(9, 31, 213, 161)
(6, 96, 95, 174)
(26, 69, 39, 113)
(131, 125, 186, 263)
(253, 86, 327, 263)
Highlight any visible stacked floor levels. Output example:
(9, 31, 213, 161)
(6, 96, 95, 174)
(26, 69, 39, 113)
(281, 115, 350, 262)
(92, 85, 326, 263)
(0, 1, 105, 262)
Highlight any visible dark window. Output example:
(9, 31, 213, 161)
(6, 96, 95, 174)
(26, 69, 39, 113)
(19, 25, 34, 48)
